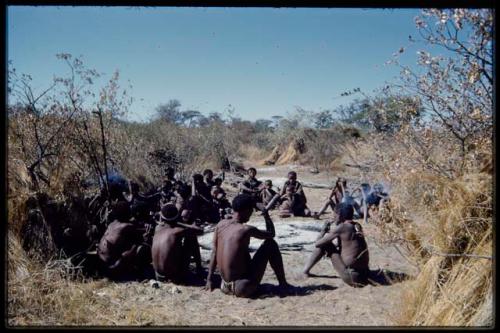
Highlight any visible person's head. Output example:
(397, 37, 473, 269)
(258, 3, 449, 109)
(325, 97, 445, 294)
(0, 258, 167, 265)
(360, 183, 371, 192)
(287, 171, 297, 181)
(160, 203, 180, 225)
(129, 181, 140, 195)
(247, 167, 257, 178)
(231, 194, 255, 223)
(177, 183, 191, 199)
(203, 169, 214, 181)
(161, 180, 173, 193)
(180, 209, 192, 223)
(264, 179, 273, 188)
(131, 201, 149, 220)
(373, 183, 384, 193)
(192, 173, 204, 184)
(214, 178, 223, 187)
(165, 167, 175, 180)
(286, 184, 296, 194)
(338, 202, 354, 223)
(110, 201, 131, 222)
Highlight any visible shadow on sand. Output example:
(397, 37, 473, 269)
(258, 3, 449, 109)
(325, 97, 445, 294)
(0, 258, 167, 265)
(253, 283, 337, 299)
(367, 269, 411, 286)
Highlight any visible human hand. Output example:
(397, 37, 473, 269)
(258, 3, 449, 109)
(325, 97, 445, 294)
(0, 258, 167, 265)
(204, 280, 214, 291)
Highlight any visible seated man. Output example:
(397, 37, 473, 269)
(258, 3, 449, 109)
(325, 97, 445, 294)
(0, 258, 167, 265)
(159, 179, 176, 208)
(363, 183, 390, 224)
(239, 167, 264, 203)
(152, 204, 204, 284)
(205, 194, 293, 298)
(211, 178, 232, 219)
(203, 169, 216, 189)
(313, 177, 346, 219)
(173, 181, 191, 214)
(97, 201, 152, 281)
(279, 184, 311, 218)
(191, 173, 220, 224)
(279, 171, 306, 200)
(260, 180, 279, 210)
(303, 202, 370, 287)
(351, 183, 371, 220)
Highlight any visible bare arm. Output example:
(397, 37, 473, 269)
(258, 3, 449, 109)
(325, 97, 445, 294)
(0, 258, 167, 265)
(248, 211, 276, 239)
(178, 222, 204, 236)
(315, 225, 342, 248)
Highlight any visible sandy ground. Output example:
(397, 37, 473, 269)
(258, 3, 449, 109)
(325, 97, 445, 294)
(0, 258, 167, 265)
(85, 164, 417, 327)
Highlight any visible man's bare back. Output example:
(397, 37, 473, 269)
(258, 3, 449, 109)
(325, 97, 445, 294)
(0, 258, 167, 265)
(206, 194, 293, 297)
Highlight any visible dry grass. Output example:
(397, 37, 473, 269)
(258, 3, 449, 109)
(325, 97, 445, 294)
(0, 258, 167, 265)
(351, 131, 493, 327)
(7, 231, 182, 326)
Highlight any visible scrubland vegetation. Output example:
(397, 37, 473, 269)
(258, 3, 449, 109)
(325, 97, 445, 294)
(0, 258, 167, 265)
(7, 9, 492, 326)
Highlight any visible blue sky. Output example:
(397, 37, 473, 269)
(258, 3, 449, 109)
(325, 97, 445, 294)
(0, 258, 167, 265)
(8, 6, 429, 122)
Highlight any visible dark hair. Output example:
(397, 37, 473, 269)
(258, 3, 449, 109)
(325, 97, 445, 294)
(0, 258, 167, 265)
(338, 202, 354, 222)
(130, 182, 140, 192)
(214, 178, 223, 185)
(110, 201, 131, 222)
(165, 167, 175, 178)
(203, 169, 213, 177)
(288, 171, 297, 177)
(160, 204, 179, 223)
(193, 174, 204, 183)
(248, 167, 257, 174)
(265, 179, 272, 186)
(232, 194, 255, 212)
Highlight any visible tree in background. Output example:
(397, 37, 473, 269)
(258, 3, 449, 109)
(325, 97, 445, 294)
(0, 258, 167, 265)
(390, 9, 493, 171)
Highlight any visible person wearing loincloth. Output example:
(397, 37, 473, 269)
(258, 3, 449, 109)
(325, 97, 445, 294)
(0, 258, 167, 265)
(205, 194, 294, 297)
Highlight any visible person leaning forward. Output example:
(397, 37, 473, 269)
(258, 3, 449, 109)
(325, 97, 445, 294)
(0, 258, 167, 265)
(312, 215, 370, 287)
(205, 194, 294, 298)
(151, 203, 204, 284)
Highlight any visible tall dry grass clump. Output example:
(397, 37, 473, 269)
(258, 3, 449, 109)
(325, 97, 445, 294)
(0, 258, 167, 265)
(346, 131, 493, 326)
(393, 171, 492, 326)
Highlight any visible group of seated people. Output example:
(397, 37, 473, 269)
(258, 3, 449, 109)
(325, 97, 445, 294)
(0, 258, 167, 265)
(239, 168, 311, 218)
(95, 166, 388, 297)
(238, 168, 388, 223)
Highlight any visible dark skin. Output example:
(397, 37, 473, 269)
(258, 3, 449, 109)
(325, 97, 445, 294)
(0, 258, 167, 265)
(279, 173, 305, 198)
(314, 179, 346, 218)
(279, 186, 310, 217)
(152, 221, 204, 284)
(205, 208, 292, 297)
(97, 220, 150, 280)
(303, 220, 369, 278)
(239, 169, 265, 195)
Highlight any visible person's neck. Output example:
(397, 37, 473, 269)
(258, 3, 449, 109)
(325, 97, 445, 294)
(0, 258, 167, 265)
(232, 213, 245, 223)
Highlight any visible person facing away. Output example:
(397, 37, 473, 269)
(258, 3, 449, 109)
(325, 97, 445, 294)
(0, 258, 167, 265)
(205, 194, 294, 298)
(151, 203, 204, 284)
(97, 201, 152, 281)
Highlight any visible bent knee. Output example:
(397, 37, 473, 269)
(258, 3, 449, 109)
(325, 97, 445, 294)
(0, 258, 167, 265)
(262, 238, 279, 249)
